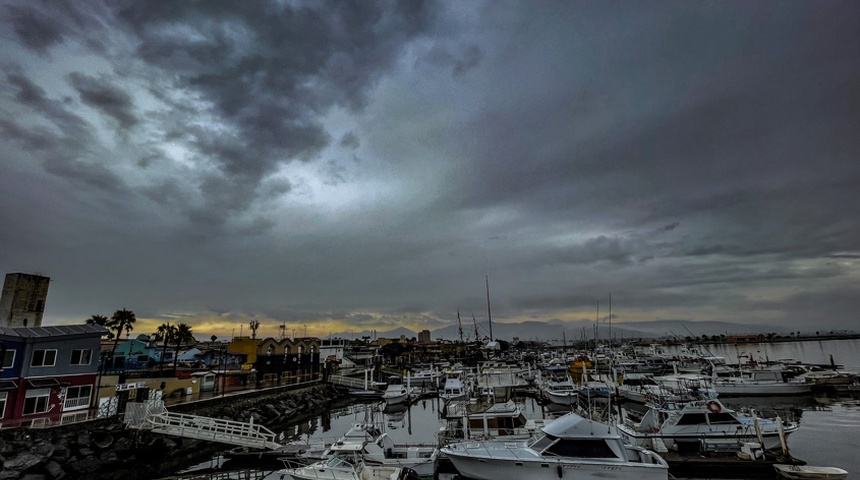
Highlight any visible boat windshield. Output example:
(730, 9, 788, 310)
(545, 439, 618, 458)
(528, 433, 556, 451)
(326, 453, 357, 468)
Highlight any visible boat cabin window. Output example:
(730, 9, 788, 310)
(528, 434, 556, 452)
(707, 413, 740, 424)
(676, 413, 707, 425)
(545, 439, 618, 458)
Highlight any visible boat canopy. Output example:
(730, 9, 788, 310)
(542, 412, 621, 440)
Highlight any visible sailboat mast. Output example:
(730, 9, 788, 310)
(457, 310, 464, 344)
(485, 275, 494, 342)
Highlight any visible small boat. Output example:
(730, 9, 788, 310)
(618, 398, 799, 452)
(774, 464, 848, 480)
(712, 369, 813, 397)
(540, 375, 579, 406)
(279, 446, 417, 480)
(324, 422, 438, 477)
(382, 381, 410, 405)
(439, 373, 469, 402)
(441, 411, 669, 480)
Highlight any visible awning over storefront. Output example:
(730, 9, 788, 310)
(0, 380, 17, 390)
(27, 378, 61, 388)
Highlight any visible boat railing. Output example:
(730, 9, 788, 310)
(625, 446, 669, 466)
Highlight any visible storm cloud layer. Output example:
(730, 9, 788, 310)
(1, 1, 858, 339)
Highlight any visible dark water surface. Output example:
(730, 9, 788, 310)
(165, 339, 860, 479)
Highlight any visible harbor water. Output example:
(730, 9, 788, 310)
(162, 338, 860, 479)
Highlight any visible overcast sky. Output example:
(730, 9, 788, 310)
(1, 1, 858, 340)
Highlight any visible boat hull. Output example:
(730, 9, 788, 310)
(618, 425, 794, 452)
(713, 383, 812, 397)
(774, 464, 848, 480)
(445, 453, 669, 480)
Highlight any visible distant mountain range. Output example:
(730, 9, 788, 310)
(330, 319, 793, 343)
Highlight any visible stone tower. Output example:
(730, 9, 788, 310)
(0, 272, 51, 328)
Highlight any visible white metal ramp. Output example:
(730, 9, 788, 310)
(125, 401, 282, 450)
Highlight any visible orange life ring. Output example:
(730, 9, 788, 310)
(706, 400, 721, 414)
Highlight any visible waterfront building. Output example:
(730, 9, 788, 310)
(0, 272, 50, 328)
(110, 334, 175, 372)
(254, 336, 321, 385)
(0, 324, 106, 428)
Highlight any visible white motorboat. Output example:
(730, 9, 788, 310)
(440, 372, 469, 402)
(441, 411, 669, 480)
(617, 373, 665, 403)
(540, 376, 578, 406)
(712, 369, 812, 397)
(774, 464, 848, 480)
(618, 398, 798, 452)
(382, 383, 410, 405)
(323, 422, 438, 477)
(408, 367, 443, 387)
(438, 398, 547, 444)
(279, 446, 416, 480)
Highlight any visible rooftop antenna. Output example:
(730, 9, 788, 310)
(485, 275, 494, 341)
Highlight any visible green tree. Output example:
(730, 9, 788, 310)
(173, 323, 195, 373)
(107, 308, 136, 369)
(154, 323, 177, 376)
(86, 314, 113, 339)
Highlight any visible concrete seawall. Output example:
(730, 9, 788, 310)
(0, 383, 347, 479)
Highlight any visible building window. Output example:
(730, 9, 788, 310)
(23, 388, 51, 415)
(2, 349, 14, 369)
(70, 349, 93, 366)
(31, 350, 57, 367)
(0, 392, 7, 419)
(64, 385, 92, 410)
(61, 411, 89, 425)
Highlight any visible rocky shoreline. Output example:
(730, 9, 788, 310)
(0, 383, 348, 480)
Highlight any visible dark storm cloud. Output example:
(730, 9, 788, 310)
(2, 70, 126, 192)
(67, 72, 138, 128)
(5, 5, 66, 53)
(1, 0, 859, 335)
(111, 0, 436, 225)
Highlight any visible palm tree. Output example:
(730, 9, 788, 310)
(86, 314, 113, 340)
(107, 308, 136, 370)
(173, 323, 195, 374)
(154, 323, 177, 376)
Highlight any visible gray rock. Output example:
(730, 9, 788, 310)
(112, 437, 132, 452)
(77, 448, 94, 457)
(3, 452, 42, 471)
(31, 441, 54, 458)
(20, 474, 47, 480)
(43, 460, 65, 479)
(69, 455, 101, 474)
(76, 433, 91, 448)
(0, 472, 20, 480)
(98, 450, 118, 464)
(91, 433, 113, 449)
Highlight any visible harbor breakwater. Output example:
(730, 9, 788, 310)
(0, 383, 346, 480)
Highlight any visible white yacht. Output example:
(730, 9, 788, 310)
(540, 374, 579, 406)
(712, 369, 812, 397)
(441, 411, 669, 480)
(323, 422, 438, 476)
(439, 374, 469, 402)
(617, 398, 798, 452)
(382, 382, 410, 405)
(279, 447, 416, 480)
